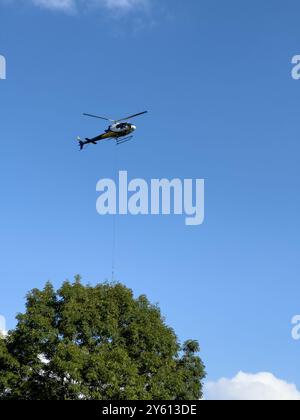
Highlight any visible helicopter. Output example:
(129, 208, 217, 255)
(78, 111, 148, 150)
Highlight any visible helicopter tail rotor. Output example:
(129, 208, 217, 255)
(77, 136, 88, 150)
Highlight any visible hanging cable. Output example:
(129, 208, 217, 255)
(111, 208, 117, 282)
(111, 143, 118, 282)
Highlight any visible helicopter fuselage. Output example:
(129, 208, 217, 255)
(108, 122, 137, 136)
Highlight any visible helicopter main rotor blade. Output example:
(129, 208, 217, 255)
(83, 113, 115, 122)
(116, 111, 148, 122)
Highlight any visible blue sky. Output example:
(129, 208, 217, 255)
(0, 0, 300, 398)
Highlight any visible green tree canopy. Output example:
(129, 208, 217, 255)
(0, 278, 205, 400)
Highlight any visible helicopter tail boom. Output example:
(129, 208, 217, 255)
(77, 137, 97, 150)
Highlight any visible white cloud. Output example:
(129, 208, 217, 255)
(26, 0, 148, 13)
(102, 0, 147, 10)
(31, 0, 74, 11)
(204, 372, 300, 401)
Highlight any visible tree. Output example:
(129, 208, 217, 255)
(0, 278, 206, 400)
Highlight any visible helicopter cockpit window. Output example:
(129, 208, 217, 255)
(117, 123, 127, 130)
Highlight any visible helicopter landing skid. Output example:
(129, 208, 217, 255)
(116, 136, 133, 146)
